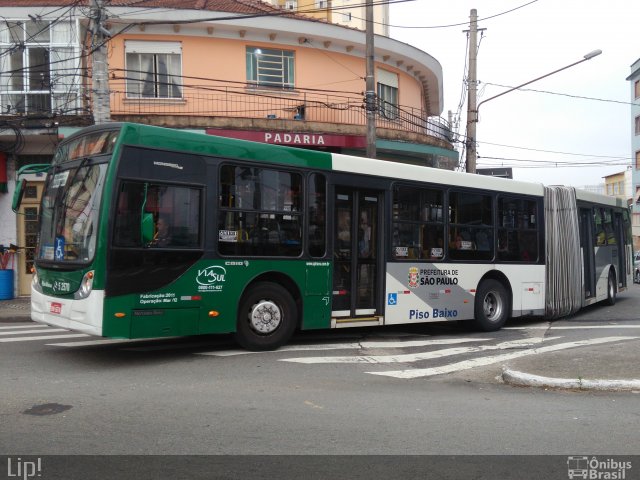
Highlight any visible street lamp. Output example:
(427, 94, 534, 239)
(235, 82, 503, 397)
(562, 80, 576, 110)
(466, 49, 602, 173)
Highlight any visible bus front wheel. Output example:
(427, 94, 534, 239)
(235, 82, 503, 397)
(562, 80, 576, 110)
(474, 279, 509, 331)
(235, 282, 298, 351)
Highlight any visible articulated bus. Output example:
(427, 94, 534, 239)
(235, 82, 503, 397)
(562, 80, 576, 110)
(14, 123, 633, 350)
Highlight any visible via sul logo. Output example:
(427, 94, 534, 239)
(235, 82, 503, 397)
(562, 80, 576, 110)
(196, 266, 227, 292)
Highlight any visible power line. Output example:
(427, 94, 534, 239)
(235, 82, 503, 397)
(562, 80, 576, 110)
(482, 82, 637, 106)
(388, 0, 539, 29)
(107, 0, 415, 27)
(478, 155, 632, 167)
(476, 139, 630, 160)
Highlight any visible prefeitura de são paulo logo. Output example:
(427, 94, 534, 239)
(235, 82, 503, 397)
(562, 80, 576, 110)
(408, 267, 419, 288)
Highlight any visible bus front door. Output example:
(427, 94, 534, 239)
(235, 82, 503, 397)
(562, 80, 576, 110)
(332, 188, 381, 320)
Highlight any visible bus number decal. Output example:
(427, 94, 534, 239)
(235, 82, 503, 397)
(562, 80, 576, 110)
(196, 266, 227, 292)
(219, 230, 238, 243)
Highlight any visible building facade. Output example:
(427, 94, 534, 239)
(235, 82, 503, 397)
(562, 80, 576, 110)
(628, 57, 640, 251)
(603, 170, 631, 202)
(266, 0, 389, 36)
(0, 0, 456, 297)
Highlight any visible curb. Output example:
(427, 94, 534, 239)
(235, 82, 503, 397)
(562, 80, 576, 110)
(0, 313, 31, 322)
(502, 368, 640, 392)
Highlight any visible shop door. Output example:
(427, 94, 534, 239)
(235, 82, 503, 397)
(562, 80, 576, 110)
(17, 182, 43, 295)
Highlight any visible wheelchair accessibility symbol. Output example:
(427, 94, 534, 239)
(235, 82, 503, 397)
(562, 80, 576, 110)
(387, 293, 397, 305)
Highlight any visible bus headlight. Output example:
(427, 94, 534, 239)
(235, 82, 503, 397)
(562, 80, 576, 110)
(32, 269, 42, 293)
(74, 270, 94, 300)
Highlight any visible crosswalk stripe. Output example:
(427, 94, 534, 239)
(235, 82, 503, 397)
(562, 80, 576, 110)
(0, 334, 90, 343)
(366, 336, 639, 379)
(198, 337, 492, 357)
(280, 337, 557, 364)
(0, 328, 69, 336)
(0, 325, 48, 331)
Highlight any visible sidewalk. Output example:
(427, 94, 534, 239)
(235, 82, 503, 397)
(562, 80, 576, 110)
(0, 296, 32, 321)
(501, 337, 640, 392)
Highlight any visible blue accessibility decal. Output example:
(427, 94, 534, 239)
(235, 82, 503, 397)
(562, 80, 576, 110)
(387, 293, 397, 306)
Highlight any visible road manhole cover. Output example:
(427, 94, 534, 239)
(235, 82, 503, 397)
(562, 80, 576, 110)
(23, 403, 72, 416)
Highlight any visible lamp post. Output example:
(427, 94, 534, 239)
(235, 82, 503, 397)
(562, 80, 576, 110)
(466, 49, 602, 173)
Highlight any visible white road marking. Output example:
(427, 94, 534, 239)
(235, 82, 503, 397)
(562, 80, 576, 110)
(0, 334, 89, 343)
(366, 336, 639, 379)
(505, 325, 640, 330)
(197, 337, 492, 357)
(0, 325, 48, 330)
(47, 338, 135, 347)
(122, 340, 218, 352)
(280, 338, 558, 364)
(0, 328, 69, 336)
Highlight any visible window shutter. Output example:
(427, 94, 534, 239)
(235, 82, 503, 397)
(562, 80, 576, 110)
(125, 41, 182, 55)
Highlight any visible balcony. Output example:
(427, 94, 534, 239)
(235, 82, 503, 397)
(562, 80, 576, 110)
(108, 81, 453, 149)
(0, 81, 455, 154)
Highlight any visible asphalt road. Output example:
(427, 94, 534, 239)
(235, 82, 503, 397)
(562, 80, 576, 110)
(1, 287, 640, 478)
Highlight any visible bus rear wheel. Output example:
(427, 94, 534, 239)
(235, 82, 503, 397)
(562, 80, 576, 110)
(474, 279, 509, 331)
(235, 282, 298, 351)
(604, 270, 616, 306)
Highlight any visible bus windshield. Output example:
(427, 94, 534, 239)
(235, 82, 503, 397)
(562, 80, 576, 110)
(37, 162, 107, 264)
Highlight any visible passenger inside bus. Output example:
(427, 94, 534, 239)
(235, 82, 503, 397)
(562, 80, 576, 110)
(451, 232, 475, 251)
(153, 216, 172, 247)
(422, 228, 444, 260)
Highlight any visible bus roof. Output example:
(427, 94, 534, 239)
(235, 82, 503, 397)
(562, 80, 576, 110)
(332, 152, 545, 197)
(574, 188, 626, 208)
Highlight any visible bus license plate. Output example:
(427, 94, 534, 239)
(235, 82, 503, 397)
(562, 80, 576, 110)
(50, 302, 62, 314)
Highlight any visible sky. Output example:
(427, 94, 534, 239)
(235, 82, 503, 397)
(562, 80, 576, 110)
(389, 0, 639, 187)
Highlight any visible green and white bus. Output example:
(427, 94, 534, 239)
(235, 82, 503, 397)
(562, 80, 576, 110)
(14, 123, 633, 350)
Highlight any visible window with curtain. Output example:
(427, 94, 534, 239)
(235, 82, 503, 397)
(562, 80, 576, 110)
(0, 19, 80, 115)
(246, 47, 295, 89)
(125, 41, 183, 99)
(376, 69, 399, 120)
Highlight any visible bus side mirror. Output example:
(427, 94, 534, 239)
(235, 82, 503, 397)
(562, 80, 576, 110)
(12, 179, 27, 213)
(141, 212, 154, 245)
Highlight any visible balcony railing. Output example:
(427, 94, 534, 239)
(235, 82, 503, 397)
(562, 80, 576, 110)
(0, 81, 453, 143)
(109, 82, 452, 142)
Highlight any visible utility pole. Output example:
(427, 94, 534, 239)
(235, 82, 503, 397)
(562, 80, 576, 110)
(90, 0, 111, 124)
(465, 8, 478, 173)
(365, 0, 376, 158)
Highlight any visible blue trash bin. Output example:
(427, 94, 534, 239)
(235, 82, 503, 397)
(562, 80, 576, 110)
(0, 269, 14, 300)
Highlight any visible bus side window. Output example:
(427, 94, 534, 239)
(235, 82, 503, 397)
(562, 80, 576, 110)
(218, 165, 302, 257)
(448, 191, 493, 261)
(594, 208, 606, 246)
(114, 182, 201, 249)
(392, 184, 444, 260)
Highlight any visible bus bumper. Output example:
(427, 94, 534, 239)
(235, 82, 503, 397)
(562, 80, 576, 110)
(31, 289, 105, 337)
